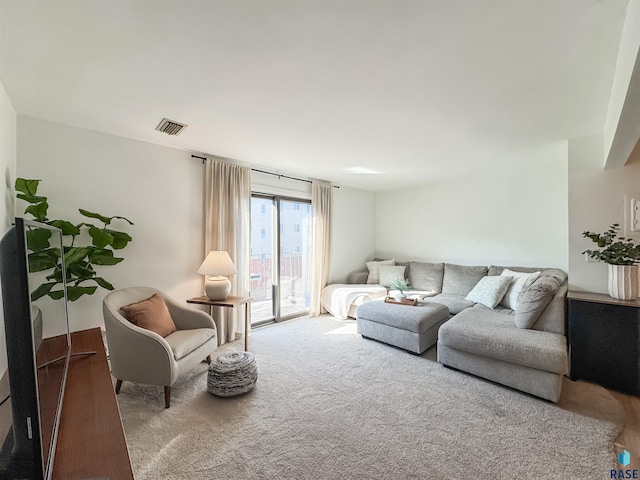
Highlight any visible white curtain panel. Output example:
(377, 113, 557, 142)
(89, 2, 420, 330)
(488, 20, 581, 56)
(204, 158, 251, 344)
(310, 180, 333, 316)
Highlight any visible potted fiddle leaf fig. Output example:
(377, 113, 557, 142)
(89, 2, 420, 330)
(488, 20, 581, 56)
(582, 223, 640, 300)
(15, 178, 134, 301)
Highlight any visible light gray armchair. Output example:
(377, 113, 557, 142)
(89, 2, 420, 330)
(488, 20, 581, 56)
(103, 286, 217, 408)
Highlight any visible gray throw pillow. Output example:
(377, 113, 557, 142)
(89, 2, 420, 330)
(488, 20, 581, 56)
(378, 265, 407, 288)
(465, 276, 512, 309)
(514, 275, 561, 329)
(442, 263, 488, 296)
(407, 262, 444, 293)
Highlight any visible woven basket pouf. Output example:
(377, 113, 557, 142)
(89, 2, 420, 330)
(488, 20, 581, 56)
(207, 351, 258, 397)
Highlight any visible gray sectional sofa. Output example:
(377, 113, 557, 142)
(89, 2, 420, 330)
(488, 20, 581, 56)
(350, 260, 569, 402)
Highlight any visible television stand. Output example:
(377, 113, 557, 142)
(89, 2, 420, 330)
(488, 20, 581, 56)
(52, 327, 133, 479)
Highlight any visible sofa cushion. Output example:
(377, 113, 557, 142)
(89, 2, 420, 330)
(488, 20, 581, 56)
(407, 261, 444, 293)
(422, 294, 475, 315)
(441, 263, 488, 296)
(366, 259, 395, 284)
(488, 265, 547, 276)
(378, 265, 407, 288)
(499, 269, 540, 310)
(515, 275, 561, 329)
(438, 308, 568, 374)
(357, 301, 449, 333)
(465, 276, 512, 309)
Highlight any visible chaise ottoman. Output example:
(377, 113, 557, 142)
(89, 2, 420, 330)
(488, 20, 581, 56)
(356, 301, 450, 354)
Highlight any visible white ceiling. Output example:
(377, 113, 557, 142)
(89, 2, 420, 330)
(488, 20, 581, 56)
(0, 0, 630, 191)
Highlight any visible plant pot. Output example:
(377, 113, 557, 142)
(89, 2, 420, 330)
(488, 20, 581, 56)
(608, 264, 639, 300)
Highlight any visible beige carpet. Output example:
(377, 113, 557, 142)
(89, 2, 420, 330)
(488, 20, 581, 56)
(117, 316, 625, 480)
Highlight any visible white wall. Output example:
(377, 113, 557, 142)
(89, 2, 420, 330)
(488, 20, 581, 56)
(0, 82, 17, 374)
(568, 133, 640, 293)
(375, 141, 569, 270)
(330, 186, 376, 282)
(17, 117, 204, 332)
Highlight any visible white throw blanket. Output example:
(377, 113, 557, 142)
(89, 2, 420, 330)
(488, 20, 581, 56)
(320, 284, 387, 320)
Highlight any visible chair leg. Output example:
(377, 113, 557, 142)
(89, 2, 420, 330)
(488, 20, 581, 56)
(206, 355, 212, 365)
(115, 379, 123, 394)
(164, 386, 171, 409)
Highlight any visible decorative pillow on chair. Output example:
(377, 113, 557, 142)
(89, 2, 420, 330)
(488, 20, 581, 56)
(366, 259, 395, 284)
(500, 269, 541, 310)
(465, 276, 512, 309)
(378, 265, 407, 288)
(120, 294, 177, 337)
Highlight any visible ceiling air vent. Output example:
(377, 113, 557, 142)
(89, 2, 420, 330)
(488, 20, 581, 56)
(155, 118, 188, 136)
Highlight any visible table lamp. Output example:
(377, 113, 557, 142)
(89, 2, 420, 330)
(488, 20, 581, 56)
(198, 251, 238, 300)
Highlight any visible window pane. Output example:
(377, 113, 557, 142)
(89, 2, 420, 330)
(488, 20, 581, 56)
(250, 197, 274, 323)
(279, 200, 312, 317)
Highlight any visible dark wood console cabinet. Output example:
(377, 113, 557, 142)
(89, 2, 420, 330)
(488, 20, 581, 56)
(53, 327, 134, 479)
(566, 291, 640, 394)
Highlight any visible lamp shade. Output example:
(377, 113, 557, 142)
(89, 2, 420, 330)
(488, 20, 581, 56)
(198, 251, 238, 276)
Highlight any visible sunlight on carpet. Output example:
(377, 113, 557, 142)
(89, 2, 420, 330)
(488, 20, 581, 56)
(117, 315, 625, 480)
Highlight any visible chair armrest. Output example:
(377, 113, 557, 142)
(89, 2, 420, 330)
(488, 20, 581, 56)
(103, 301, 177, 386)
(161, 294, 216, 331)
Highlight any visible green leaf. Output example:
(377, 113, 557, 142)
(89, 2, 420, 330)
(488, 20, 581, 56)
(106, 230, 132, 249)
(28, 251, 58, 272)
(63, 247, 91, 267)
(26, 228, 52, 252)
(16, 193, 47, 204)
(31, 282, 56, 302)
(79, 209, 112, 225)
(48, 220, 81, 236)
(111, 216, 134, 225)
(15, 178, 40, 196)
(65, 286, 97, 301)
(25, 201, 49, 222)
(68, 262, 95, 280)
(90, 248, 124, 266)
(46, 267, 63, 283)
(88, 226, 113, 248)
(93, 277, 114, 290)
(48, 289, 65, 300)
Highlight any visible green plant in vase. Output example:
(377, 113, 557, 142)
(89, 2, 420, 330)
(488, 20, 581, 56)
(389, 278, 412, 301)
(582, 223, 640, 300)
(15, 178, 134, 301)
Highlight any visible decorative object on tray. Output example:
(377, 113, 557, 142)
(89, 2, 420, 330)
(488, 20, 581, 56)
(384, 296, 418, 306)
(389, 278, 412, 302)
(583, 223, 640, 300)
(207, 351, 258, 397)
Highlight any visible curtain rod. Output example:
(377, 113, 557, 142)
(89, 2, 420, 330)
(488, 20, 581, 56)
(191, 154, 339, 188)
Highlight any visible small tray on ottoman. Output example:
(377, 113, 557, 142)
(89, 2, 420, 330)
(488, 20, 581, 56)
(384, 296, 418, 306)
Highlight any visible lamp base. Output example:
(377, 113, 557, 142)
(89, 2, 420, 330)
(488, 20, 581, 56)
(205, 276, 231, 300)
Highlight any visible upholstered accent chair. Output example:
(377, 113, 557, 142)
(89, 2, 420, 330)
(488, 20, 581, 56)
(103, 286, 217, 408)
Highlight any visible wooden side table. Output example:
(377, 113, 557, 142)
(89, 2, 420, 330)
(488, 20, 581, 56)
(566, 290, 640, 394)
(187, 296, 252, 351)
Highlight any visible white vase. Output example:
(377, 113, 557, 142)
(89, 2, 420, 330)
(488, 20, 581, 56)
(608, 264, 639, 300)
(394, 293, 406, 302)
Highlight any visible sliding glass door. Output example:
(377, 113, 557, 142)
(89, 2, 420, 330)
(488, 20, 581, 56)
(250, 195, 312, 325)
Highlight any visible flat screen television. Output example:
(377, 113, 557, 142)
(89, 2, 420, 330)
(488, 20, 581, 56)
(0, 218, 71, 480)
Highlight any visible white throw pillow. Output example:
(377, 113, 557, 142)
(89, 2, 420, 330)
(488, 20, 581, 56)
(378, 265, 406, 288)
(366, 259, 395, 284)
(465, 276, 512, 309)
(500, 269, 541, 310)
